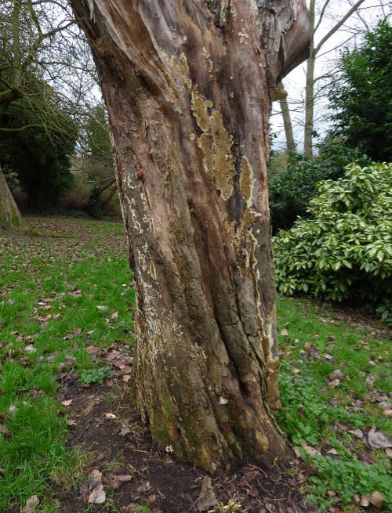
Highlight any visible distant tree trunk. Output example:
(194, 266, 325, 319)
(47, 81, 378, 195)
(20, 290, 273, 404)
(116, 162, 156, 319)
(303, 0, 367, 158)
(71, 0, 309, 472)
(279, 95, 296, 153)
(304, 0, 316, 159)
(0, 168, 22, 230)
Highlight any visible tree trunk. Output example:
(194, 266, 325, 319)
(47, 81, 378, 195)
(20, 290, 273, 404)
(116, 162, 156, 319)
(0, 168, 22, 230)
(71, 0, 309, 472)
(304, 0, 316, 159)
(279, 94, 296, 153)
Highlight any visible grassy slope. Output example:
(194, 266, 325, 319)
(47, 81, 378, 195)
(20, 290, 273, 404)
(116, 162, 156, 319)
(0, 218, 390, 512)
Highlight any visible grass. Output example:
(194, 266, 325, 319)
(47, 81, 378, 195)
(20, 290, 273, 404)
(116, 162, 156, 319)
(277, 296, 392, 511)
(0, 217, 390, 512)
(0, 217, 134, 512)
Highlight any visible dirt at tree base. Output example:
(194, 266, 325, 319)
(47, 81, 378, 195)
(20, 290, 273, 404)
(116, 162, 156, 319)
(56, 344, 315, 513)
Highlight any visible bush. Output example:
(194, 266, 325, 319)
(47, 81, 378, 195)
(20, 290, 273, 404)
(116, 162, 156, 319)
(274, 162, 392, 324)
(268, 140, 370, 232)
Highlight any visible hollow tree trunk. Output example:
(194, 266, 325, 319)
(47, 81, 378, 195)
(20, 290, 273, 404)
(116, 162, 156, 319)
(0, 168, 22, 230)
(71, 0, 309, 472)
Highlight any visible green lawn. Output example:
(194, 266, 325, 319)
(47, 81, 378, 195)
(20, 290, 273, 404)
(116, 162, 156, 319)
(0, 217, 390, 512)
(277, 296, 392, 511)
(0, 217, 134, 512)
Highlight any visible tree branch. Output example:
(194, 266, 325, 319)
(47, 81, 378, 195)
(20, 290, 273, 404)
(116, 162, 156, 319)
(315, 0, 367, 55)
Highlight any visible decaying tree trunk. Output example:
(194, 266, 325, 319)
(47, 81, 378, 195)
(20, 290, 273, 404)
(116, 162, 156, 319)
(0, 168, 22, 230)
(71, 0, 310, 472)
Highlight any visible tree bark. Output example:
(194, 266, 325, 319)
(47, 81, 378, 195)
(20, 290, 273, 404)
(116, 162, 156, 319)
(0, 168, 22, 230)
(279, 93, 296, 153)
(71, 0, 309, 472)
(304, 0, 316, 159)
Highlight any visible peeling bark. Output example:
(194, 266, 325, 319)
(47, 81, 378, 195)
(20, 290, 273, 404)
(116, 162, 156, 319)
(70, 0, 310, 472)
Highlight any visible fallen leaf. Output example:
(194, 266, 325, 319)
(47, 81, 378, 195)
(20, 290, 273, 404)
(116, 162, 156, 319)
(360, 495, 369, 508)
(368, 427, 392, 449)
(326, 448, 338, 455)
(293, 447, 302, 458)
(280, 328, 288, 337)
(348, 429, 364, 439)
(62, 399, 73, 406)
(197, 476, 218, 511)
(88, 484, 106, 504)
(370, 491, 384, 507)
(24, 344, 36, 353)
(96, 305, 109, 312)
(329, 370, 344, 381)
(106, 474, 133, 490)
(137, 481, 151, 493)
(22, 496, 39, 513)
(301, 443, 320, 457)
(104, 413, 117, 420)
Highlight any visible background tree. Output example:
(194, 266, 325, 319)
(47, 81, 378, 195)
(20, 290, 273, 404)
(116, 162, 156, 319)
(79, 104, 116, 217)
(329, 20, 392, 162)
(70, 0, 310, 472)
(0, 166, 22, 230)
(271, 0, 390, 155)
(0, 0, 97, 211)
(0, 76, 77, 208)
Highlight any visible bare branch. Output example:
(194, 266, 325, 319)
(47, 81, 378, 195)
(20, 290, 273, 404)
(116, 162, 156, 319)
(315, 0, 367, 55)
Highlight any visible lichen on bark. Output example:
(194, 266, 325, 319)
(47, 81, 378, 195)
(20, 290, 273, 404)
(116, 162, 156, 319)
(191, 90, 236, 200)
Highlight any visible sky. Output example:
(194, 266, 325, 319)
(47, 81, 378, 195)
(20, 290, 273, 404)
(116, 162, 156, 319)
(271, 0, 391, 152)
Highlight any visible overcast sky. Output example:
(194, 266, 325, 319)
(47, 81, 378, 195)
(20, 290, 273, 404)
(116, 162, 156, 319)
(271, 0, 391, 152)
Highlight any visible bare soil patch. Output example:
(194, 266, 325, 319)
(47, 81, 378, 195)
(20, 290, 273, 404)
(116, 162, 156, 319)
(57, 344, 315, 513)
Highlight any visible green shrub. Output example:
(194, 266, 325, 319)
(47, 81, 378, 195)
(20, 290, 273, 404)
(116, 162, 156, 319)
(268, 141, 370, 232)
(274, 162, 392, 323)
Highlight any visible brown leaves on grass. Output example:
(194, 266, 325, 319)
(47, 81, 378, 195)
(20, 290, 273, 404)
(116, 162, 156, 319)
(22, 496, 39, 513)
(368, 427, 392, 449)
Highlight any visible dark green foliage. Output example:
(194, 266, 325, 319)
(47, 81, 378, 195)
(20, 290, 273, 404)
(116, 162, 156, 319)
(329, 20, 392, 162)
(87, 187, 103, 219)
(0, 47, 77, 210)
(274, 163, 392, 323)
(0, 95, 77, 209)
(268, 140, 370, 232)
